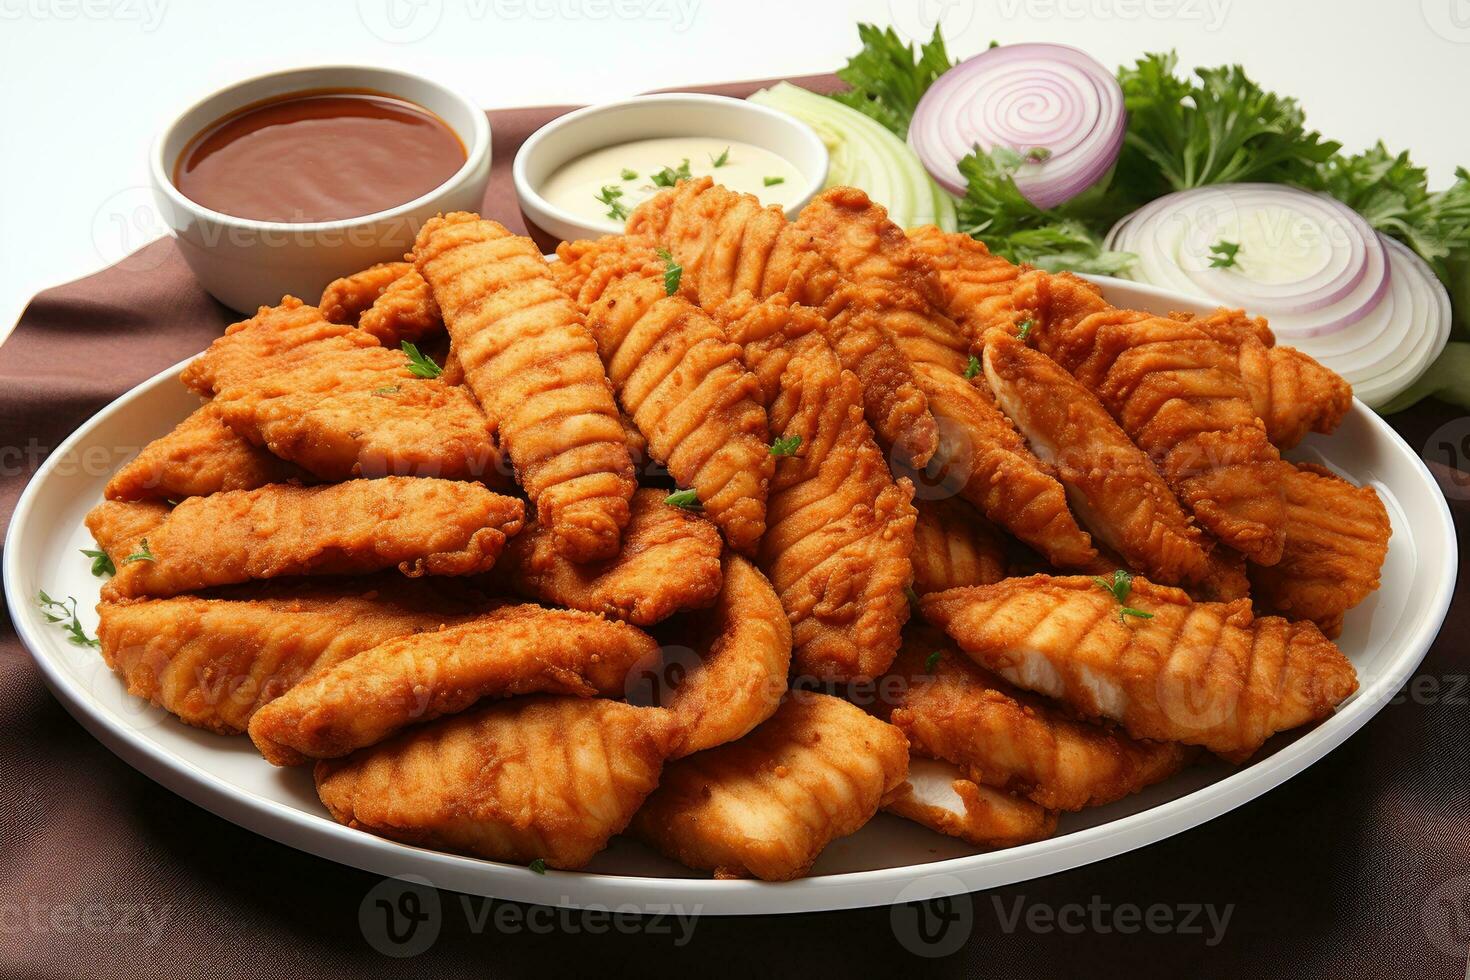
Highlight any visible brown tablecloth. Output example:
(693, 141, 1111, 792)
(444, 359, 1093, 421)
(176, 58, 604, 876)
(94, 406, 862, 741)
(2, 75, 1467, 979)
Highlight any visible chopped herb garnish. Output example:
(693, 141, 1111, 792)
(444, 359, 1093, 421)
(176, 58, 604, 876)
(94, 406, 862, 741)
(401, 341, 442, 379)
(1016, 318, 1034, 342)
(1024, 147, 1052, 164)
(372, 385, 400, 396)
(664, 488, 702, 510)
(762, 176, 785, 186)
(651, 159, 693, 188)
(963, 354, 981, 379)
(924, 650, 943, 672)
(620, 168, 638, 181)
(710, 147, 730, 168)
(1092, 569, 1156, 624)
(80, 548, 114, 578)
(122, 538, 155, 565)
(1208, 240, 1241, 269)
(770, 434, 802, 456)
(655, 246, 683, 296)
(36, 591, 98, 648)
(595, 184, 629, 221)
(528, 858, 547, 875)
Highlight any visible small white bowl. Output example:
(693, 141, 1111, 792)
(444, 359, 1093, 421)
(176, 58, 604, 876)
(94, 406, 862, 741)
(513, 93, 829, 247)
(150, 66, 491, 313)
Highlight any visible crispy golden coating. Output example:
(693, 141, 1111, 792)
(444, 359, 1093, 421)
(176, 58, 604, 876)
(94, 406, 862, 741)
(413, 212, 635, 563)
(85, 499, 170, 571)
(587, 278, 772, 553)
(96, 581, 484, 734)
(905, 226, 1032, 340)
(661, 555, 791, 758)
(180, 296, 379, 396)
(503, 488, 723, 625)
(1022, 272, 1288, 565)
(1249, 462, 1390, 638)
(104, 403, 306, 501)
(250, 605, 659, 766)
(1188, 309, 1352, 449)
(628, 178, 939, 469)
(552, 234, 665, 311)
(319, 262, 412, 325)
(358, 269, 443, 348)
(798, 189, 1100, 570)
(883, 757, 1058, 849)
(726, 299, 916, 681)
(103, 478, 524, 599)
(982, 329, 1215, 591)
(911, 497, 1006, 595)
(876, 627, 1193, 810)
(316, 696, 677, 869)
(631, 691, 908, 880)
(921, 575, 1359, 761)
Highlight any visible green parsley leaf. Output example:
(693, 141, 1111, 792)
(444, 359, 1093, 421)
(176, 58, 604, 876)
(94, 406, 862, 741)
(1092, 570, 1154, 624)
(401, 341, 442, 379)
(620, 168, 638, 181)
(1208, 240, 1241, 268)
(528, 858, 548, 875)
(36, 591, 98, 648)
(963, 354, 981, 379)
(664, 488, 701, 510)
(770, 435, 802, 457)
(763, 176, 785, 187)
(80, 547, 114, 578)
(651, 159, 693, 188)
(924, 650, 943, 672)
(1120, 606, 1155, 621)
(595, 184, 629, 221)
(830, 23, 953, 138)
(122, 538, 155, 564)
(655, 246, 683, 296)
(1016, 318, 1034, 342)
(710, 147, 730, 168)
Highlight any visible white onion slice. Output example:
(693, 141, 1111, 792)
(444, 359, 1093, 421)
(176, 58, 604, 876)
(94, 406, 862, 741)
(908, 42, 1125, 209)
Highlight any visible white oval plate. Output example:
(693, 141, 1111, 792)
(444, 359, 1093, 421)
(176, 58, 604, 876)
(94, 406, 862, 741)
(3, 276, 1455, 915)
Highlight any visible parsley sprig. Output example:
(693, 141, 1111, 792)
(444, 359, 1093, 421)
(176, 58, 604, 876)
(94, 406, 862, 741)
(770, 435, 802, 457)
(651, 159, 693, 188)
(924, 650, 943, 672)
(80, 548, 114, 577)
(1092, 570, 1155, 624)
(1208, 240, 1241, 268)
(962, 354, 981, 379)
(710, 147, 729, 168)
(664, 488, 701, 511)
(1016, 318, 1034, 343)
(122, 538, 155, 564)
(656, 247, 683, 296)
(36, 591, 98, 648)
(595, 184, 629, 221)
(401, 341, 442, 379)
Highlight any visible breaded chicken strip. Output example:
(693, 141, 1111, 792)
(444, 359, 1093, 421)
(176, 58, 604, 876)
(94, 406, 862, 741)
(102, 478, 524, 599)
(884, 757, 1058, 849)
(628, 179, 939, 469)
(180, 296, 379, 396)
(413, 213, 635, 562)
(319, 262, 412, 325)
(552, 234, 665, 311)
(910, 497, 1006, 595)
(84, 499, 169, 567)
(876, 627, 1193, 810)
(357, 269, 442, 348)
(316, 696, 677, 869)
(250, 605, 659, 765)
(1249, 462, 1390, 638)
(104, 403, 306, 501)
(921, 575, 1358, 761)
(96, 580, 484, 734)
(587, 279, 772, 553)
(1020, 272, 1288, 564)
(905, 226, 1029, 340)
(503, 487, 723, 626)
(632, 691, 908, 880)
(726, 298, 916, 680)
(796, 189, 1099, 570)
(660, 555, 791, 758)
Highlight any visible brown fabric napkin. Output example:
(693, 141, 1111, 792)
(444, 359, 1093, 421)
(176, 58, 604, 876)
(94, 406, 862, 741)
(1, 75, 1466, 978)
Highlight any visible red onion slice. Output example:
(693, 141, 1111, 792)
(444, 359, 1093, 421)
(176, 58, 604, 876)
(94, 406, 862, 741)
(909, 42, 1125, 209)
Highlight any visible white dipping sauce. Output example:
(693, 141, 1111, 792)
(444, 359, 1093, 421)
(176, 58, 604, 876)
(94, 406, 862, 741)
(540, 136, 805, 232)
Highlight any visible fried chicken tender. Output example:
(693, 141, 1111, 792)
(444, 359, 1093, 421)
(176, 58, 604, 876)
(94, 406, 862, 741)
(319, 261, 412, 325)
(883, 758, 1058, 849)
(905, 226, 1030, 340)
(725, 298, 916, 680)
(96, 580, 484, 734)
(552, 234, 665, 311)
(250, 605, 659, 765)
(628, 178, 939, 469)
(358, 269, 443, 348)
(180, 296, 379, 396)
(876, 627, 1193, 810)
(981, 329, 1217, 592)
(104, 403, 307, 501)
(660, 555, 791, 758)
(797, 189, 1100, 570)
(84, 499, 169, 566)
(503, 487, 723, 625)
(102, 478, 524, 599)
(910, 497, 1006, 595)
(631, 691, 908, 880)
(1249, 462, 1391, 637)
(316, 696, 678, 869)
(921, 575, 1359, 761)
(1021, 272, 1289, 565)
(412, 213, 635, 563)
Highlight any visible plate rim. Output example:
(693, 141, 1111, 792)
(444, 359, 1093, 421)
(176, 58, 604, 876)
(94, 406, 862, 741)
(4, 279, 1457, 915)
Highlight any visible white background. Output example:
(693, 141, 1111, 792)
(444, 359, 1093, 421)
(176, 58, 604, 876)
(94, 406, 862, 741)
(1, 0, 1467, 339)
